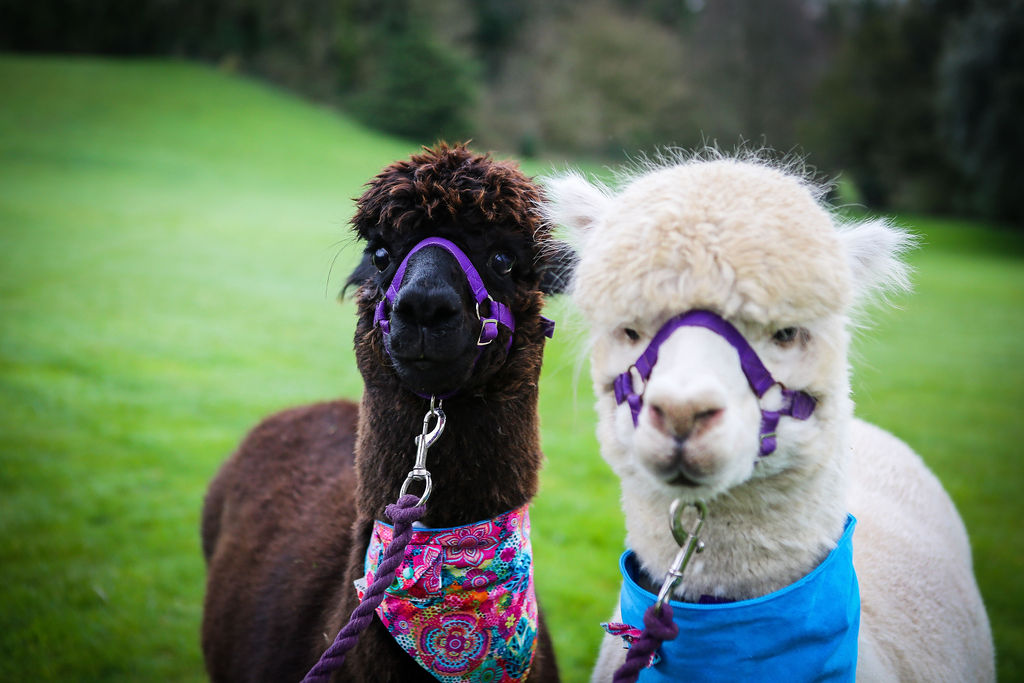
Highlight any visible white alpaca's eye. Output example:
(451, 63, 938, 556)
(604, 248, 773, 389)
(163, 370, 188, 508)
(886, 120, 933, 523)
(489, 251, 516, 276)
(772, 327, 799, 344)
(371, 247, 390, 272)
(623, 328, 641, 342)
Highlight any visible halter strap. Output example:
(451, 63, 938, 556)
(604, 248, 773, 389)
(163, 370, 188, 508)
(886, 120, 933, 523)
(373, 236, 517, 349)
(372, 236, 554, 399)
(613, 310, 815, 457)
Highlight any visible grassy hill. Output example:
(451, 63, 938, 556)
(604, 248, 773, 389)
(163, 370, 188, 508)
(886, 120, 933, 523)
(1, 55, 1021, 681)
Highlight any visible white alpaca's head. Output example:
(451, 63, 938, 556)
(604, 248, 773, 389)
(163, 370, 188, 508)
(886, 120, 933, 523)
(544, 157, 913, 505)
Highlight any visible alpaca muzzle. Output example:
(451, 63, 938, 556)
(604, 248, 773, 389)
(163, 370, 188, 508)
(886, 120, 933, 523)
(613, 309, 816, 457)
(374, 236, 553, 398)
(375, 236, 517, 348)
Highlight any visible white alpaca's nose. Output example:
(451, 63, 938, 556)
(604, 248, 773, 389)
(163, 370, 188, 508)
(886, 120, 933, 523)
(646, 396, 724, 443)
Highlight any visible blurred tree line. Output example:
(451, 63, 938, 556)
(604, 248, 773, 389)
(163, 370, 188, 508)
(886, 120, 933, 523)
(3, 0, 1020, 224)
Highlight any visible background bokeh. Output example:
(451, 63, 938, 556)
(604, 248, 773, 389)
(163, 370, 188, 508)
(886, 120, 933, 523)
(4, 0, 1021, 225)
(1, 1, 1021, 681)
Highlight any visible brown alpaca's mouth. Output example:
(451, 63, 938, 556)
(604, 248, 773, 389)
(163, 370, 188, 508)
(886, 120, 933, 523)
(393, 361, 475, 397)
(389, 344, 480, 396)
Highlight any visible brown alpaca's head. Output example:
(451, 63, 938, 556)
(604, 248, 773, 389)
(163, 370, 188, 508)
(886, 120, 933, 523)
(346, 143, 572, 398)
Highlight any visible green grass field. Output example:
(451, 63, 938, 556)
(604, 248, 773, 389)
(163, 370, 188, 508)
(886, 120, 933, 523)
(1, 55, 1021, 682)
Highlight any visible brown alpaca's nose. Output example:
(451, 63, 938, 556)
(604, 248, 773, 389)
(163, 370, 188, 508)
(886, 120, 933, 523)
(393, 282, 461, 329)
(647, 399, 724, 442)
(391, 245, 468, 335)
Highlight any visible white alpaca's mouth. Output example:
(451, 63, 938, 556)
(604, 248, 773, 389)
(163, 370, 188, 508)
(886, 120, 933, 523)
(665, 468, 702, 488)
(647, 458, 717, 492)
(630, 425, 760, 500)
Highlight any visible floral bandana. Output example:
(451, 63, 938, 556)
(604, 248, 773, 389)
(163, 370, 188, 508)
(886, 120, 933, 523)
(355, 505, 538, 682)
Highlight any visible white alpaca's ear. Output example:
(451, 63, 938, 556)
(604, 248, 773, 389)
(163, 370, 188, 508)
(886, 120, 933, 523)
(541, 172, 612, 239)
(837, 217, 917, 303)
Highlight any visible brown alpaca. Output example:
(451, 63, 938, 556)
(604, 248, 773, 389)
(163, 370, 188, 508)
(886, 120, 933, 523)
(201, 144, 567, 682)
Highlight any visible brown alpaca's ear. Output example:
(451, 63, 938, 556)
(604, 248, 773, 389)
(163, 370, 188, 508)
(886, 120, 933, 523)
(341, 250, 376, 300)
(538, 239, 578, 296)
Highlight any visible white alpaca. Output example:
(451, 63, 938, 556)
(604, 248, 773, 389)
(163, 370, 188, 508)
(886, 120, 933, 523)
(544, 156, 994, 682)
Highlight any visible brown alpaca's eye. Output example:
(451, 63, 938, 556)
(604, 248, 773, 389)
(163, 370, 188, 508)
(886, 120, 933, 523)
(623, 328, 641, 342)
(371, 247, 390, 272)
(772, 327, 799, 344)
(489, 251, 516, 276)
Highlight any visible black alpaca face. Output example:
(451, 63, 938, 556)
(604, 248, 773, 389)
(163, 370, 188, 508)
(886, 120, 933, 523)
(349, 229, 532, 397)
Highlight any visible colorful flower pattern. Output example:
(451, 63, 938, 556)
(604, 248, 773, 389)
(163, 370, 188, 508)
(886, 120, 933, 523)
(358, 505, 538, 682)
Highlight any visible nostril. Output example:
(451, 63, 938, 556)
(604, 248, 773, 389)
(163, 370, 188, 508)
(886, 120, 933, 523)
(650, 404, 666, 432)
(647, 401, 694, 440)
(394, 287, 461, 327)
(691, 407, 724, 439)
(695, 407, 723, 425)
(646, 400, 724, 440)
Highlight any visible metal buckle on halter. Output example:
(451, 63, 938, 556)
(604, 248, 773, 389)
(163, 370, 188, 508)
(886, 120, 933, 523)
(654, 499, 708, 612)
(476, 298, 499, 346)
(399, 397, 446, 506)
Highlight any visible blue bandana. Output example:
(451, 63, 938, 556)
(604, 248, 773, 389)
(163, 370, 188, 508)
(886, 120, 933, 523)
(610, 515, 860, 682)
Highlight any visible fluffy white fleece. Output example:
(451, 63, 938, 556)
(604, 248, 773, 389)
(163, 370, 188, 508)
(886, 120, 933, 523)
(543, 156, 994, 682)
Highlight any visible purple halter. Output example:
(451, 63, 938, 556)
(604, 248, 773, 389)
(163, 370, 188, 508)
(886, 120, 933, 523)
(374, 236, 517, 350)
(372, 237, 554, 398)
(612, 309, 816, 457)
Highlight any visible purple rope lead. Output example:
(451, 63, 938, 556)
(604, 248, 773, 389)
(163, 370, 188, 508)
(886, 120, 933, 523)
(612, 603, 679, 683)
(301, 494, 426, 683)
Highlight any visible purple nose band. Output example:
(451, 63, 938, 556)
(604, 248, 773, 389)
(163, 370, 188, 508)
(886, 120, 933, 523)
(374, 236, 518, 350)
(372, 237, 555, 399)
(613, 309, 816, 457)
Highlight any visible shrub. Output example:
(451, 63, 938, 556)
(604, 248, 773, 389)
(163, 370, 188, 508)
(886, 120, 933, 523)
(938, 1, 1024, 226)
(349, 30, 479, 144)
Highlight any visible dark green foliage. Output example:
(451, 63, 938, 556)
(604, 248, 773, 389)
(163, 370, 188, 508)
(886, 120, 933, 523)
(938, 0, 1024, 225)
(0, 0, 180, 54)
(688, 0, 825, 154)
(529, 4, 695, 155)
(2, 0, 1019, 222)
(471, 0, 528, 79)
(807, 0, 967, 212)
(349, 30, 479, 144)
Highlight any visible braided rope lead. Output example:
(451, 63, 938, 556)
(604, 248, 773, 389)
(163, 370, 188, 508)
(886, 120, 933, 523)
(301, 494, 426, 683)
(612, 603, 680, 683)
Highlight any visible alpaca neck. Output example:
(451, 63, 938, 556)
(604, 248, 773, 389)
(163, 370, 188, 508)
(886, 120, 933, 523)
(623, 423, 850, 601)
(355, 377, 542, 528)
